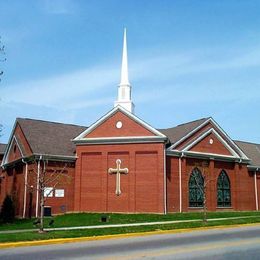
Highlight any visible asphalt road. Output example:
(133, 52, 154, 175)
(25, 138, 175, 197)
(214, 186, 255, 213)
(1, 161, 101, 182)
(1, 225, 260, 259)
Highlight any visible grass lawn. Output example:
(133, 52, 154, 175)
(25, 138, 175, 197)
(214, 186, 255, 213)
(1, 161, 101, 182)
(1, 211, 260, 232)
(0, 215, 260, 243)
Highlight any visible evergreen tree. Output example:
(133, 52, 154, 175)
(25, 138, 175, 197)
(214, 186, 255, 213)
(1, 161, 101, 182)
(0, 195, 15, 223)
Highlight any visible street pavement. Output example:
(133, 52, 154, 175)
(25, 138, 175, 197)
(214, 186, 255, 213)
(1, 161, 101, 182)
(1, 224, 260, 259)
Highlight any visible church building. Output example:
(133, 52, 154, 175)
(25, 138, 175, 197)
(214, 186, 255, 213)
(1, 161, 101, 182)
(1, 30, 260, 217)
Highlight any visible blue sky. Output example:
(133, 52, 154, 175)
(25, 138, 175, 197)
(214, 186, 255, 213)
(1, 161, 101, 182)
(0, 0, 260, 143)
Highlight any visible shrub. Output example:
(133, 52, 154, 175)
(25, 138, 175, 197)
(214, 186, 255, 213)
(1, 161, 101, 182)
(0, 195, 15, 223)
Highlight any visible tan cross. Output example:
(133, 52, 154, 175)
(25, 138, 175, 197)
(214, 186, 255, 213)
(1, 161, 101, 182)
(108, 159, 128, 196)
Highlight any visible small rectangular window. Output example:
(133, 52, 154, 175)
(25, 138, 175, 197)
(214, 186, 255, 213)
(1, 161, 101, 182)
(44, 187, 53, 197)
(55, 189, 65, 197)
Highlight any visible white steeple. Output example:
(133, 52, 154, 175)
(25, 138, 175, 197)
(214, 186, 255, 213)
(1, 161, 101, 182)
(114, 28, 135, 113)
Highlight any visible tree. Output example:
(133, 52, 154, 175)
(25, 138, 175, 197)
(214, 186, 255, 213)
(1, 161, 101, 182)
(27, 158, 71, 233)
(0, 195, 15, 223)
(0, 36, 6, 81)
(0, 37, 6, 136)
(192, 161, 217, 223)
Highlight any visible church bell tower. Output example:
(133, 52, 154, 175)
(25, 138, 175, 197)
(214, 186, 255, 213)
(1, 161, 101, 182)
(114, 28, 135, 113)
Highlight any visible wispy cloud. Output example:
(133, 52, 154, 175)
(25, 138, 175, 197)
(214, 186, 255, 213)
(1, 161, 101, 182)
(2, 64, 118, 108)
(41, 0, 76, 14)
(2, 45, 260, 111)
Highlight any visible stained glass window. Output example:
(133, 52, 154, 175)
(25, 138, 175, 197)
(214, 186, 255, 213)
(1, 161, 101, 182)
(217, 170, 231, 207)
(189, 168, 204, 207)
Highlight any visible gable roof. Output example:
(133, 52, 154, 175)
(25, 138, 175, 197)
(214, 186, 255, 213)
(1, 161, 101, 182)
(17, 118, 87, 157)
(234, 140, 260, 168)
(159, 117, 249, 161)
(74, 106, 167, 144)
(0, 143, 6, 155)
(158, 118, 210, 145)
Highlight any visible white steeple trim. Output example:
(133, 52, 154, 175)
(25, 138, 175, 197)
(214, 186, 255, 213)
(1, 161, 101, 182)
(114, 28, 135, 113)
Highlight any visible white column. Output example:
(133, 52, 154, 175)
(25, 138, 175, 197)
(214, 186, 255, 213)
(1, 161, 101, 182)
(179, 157, 182, 213)
(254, 172, 258, 211)
(22, 162, 28, 218)
(163, 147, 167, 214)
(36, 160, 40, 218)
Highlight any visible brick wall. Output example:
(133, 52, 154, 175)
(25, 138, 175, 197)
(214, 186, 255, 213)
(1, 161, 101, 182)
(74, 143, 165, 213)
(167, 156, 257, 212)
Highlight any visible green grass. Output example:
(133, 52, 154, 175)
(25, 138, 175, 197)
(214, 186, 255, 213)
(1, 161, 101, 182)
(0, 216, 260, 243)
(1, 211, 260, 231)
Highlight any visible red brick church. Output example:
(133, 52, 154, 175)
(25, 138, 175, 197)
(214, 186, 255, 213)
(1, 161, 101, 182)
(0, 30, 260, 218)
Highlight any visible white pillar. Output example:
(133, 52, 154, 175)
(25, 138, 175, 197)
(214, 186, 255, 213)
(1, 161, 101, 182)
(163, 147, 167, 214)
(254, 172, 258, 211)
(179, 157, 182, 213)
(36, 160, 40, 218)
(22, 162, 28, 218)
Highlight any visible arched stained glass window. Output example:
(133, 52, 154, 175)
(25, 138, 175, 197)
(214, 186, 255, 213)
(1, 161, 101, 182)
(189, 168, 204, 207)
(217, 170, 231, 207)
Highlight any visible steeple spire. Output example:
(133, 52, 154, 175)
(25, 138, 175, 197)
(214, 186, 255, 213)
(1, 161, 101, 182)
(114, 28, 135, 113)
(120, 28, 130, 86)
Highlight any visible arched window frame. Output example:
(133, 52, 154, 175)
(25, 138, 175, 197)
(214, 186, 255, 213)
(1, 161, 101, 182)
(189, 167, 204, 207)
(217, 170, 231, 207)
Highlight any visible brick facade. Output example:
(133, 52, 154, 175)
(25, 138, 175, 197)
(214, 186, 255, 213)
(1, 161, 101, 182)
(0, 113, 259, 217)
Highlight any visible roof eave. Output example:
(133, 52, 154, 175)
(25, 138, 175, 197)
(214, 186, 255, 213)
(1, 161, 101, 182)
(73, 136, 167, 145)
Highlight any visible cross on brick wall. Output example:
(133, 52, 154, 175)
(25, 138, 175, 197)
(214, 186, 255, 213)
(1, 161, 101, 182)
(108, 159, 128, 196)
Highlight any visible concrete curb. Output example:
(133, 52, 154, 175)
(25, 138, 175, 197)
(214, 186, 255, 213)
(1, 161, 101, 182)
(1, 222, 260, 249)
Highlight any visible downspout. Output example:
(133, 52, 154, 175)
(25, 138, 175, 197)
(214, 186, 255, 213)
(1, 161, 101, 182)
(35, 155, 42, 218)
(163, 146, 167, 214)
(179, 152, 184, 213)
(255, 170, 259, 211)
(22, 159, 28, 219)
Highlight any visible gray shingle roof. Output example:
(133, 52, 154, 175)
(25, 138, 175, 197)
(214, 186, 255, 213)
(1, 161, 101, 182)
(234, 140, 260, 167)
(17, 118, 87, 157)
(8, 117, 260, 168)
(0, 143, 6, 155)
(158, 118, 210, 145)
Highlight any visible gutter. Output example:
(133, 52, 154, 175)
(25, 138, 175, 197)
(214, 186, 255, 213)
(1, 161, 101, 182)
(1, 154, 76, 169)
(248, 166, 260, 172)
(166, 150, 250, 164)
(73, 136, 168, 145)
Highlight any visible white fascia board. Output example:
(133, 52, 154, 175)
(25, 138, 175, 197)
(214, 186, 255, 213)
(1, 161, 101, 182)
(166, 150, 242, 163)
(168, 117, 249, 160)
(1, 119, 19, 167)
(73, 106, 166, 141)
(74, 135, 167, 145)
(209, 118, 249, 160)
(184, 150, 237, 159)
(33, 153, 77, 162)
(2, 135, 25, 166)
(169, 118, 211, 150)
(182, 128, 240, 158)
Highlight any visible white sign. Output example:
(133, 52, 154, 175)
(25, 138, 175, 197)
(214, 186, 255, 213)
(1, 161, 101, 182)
(44, 187, 53, 197)
(55, 189, 64, 198)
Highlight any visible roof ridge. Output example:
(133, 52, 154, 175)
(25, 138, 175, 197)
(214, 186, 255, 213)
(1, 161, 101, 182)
(234, 139, 260, 146)
(17, 117, 88, 128)
(158, 117, 210, 130)
(176, 117, 210, 127)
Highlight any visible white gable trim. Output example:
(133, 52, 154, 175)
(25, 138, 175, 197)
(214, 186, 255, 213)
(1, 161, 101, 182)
(2, 135, 25, 166)
(209, 118, 249, 160)
(168, 117, 248, 160)
(74, 135, 166, 145)
(169, 118, 211, 150)
(182, 128, 240, 158)
(74, 105, 166, 141)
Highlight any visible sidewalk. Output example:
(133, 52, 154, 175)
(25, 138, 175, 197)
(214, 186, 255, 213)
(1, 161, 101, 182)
(0, 215, 259, 234)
